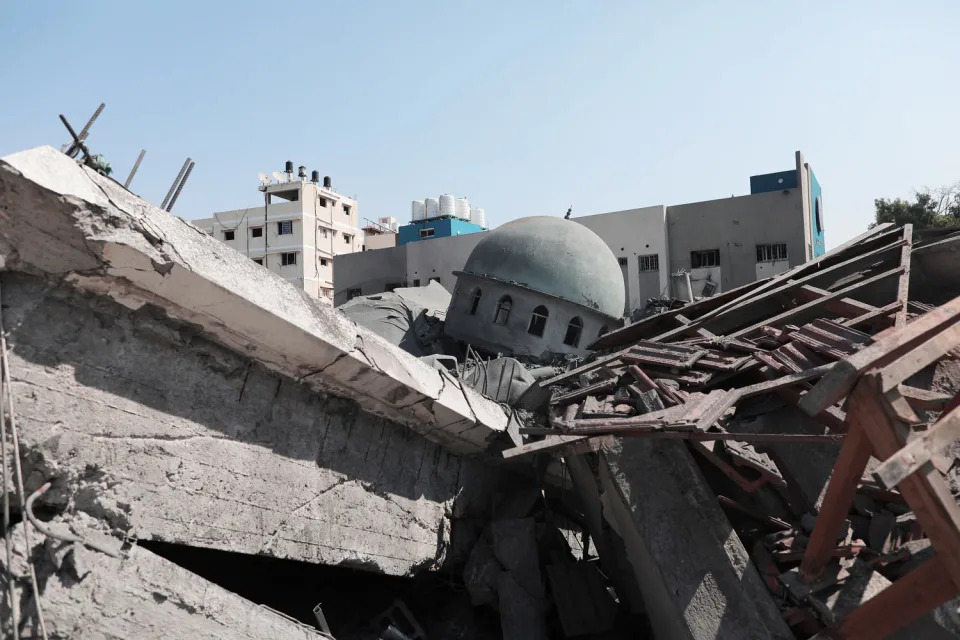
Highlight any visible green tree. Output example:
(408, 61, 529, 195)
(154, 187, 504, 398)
(873, 183, 960, 229)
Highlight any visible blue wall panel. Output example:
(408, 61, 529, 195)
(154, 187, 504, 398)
(750, 170, 798, 194)
(397, 218, 483, 246)
(809, 169, 825, 257)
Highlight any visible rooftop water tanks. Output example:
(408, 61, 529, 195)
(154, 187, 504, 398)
(425, 197, 440, 219)
(455, 197, 470, 220)
(470, 207, 487, 228)
(439, 194, 455, 218)
(411, 200, 425, 222)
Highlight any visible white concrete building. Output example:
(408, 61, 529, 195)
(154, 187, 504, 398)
(195, 175, 362, 303)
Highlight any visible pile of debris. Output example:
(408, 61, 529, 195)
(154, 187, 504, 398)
(503, 223, 960, 638)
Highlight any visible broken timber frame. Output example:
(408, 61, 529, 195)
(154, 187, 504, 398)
(794, 289, 960, 639)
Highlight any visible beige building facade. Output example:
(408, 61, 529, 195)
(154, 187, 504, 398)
(195, 178, 361, 303)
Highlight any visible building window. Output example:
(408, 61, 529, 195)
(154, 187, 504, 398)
(493, 296, 512, 325)
(252, 258, 263, 265)
(598, 325, 609, 337)
(430, 277, 441, 285)
(420, 228, 435, 239)
(412, 279, 421, 287)
(320, 258, 328, 267)
(343, 234, 353, 244)
(250, 227, 263, 238)
(277, 221, 293, 235)
(223, 230, 235, 241)
(344, 204, 352, 216)
(638, 254, 659, 272)
(563, 317, 583, 347)
(346, 288, 361, 300)
(756, 243, 787, 263)
(281, 252, 297, 266)
(691, 249, 720, 268)
(320, 228, 328, 238)
(469, 288, 482, 315)
(318, 197, 327, 208)
(386, 282, 402, 292)
(617, 257, 628, 267)
(527, 305, 548, 337)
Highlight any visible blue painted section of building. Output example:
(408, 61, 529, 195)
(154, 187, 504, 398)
(809, 169, 825, 257)
(750, 170, 798, 194)
(397, 217, 484, 246)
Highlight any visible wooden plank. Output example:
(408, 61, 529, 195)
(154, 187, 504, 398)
(895, 224, 914, 328)
(879, 321, 960, 393)
(730, 266, 904, 340)
(873, 402, 960, 489)
(842, 301, 900, 329)
(799, 421, 873, 582)
(540, 351, 626, 388)
(501, 434, 590, 459)
(795, 284, 878, 318)
(551, 377, 619, 406)
(816, 556, 957, 640)
(800, 292, 960, 415)
(858, 378, 960, 591)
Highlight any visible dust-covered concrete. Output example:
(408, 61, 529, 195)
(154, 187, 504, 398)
(1, 516, 326, 639)
(2, 272, 497, 576)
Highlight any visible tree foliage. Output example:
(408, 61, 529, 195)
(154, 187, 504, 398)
(873, 183, 960, 229)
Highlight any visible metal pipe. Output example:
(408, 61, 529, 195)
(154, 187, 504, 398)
(123, 149, 146, 189)
(58, 114, 91, 164)
(161, 158, 191, 210)
(165, 161, 194, 212)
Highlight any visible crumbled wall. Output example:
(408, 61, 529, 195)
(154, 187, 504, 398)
(3, 272, 495, 576)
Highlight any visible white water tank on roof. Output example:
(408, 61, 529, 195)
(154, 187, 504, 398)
(425, 197, 439, 219)
(439, 194, 455, 218)
(411, 200, 425, 222)
(455, 197, 470, 220)
(470, 207, 486, 228)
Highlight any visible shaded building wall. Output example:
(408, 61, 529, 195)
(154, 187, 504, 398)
(334, 244, 409, 304)
(445, 273, 612, 357)
(576, 206, 670, 313)
(665, 188, 806, 294)
(405, 232, 486, 292)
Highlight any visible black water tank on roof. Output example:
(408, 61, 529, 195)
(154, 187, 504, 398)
(285, 160, 294, 173)
(311, 170, 320, 183)
(323, 176, 332, 189)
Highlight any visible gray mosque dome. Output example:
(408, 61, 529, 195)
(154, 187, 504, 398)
(460, 216, 625, 318)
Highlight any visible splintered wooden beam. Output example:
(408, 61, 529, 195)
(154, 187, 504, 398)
(814, 556, 957, 640)
(731, 266, 904, 340)
(800, 292, 960, 415)
(799, 416, 873, 582)
(895, 224, 914, 328)
(873, 400, 960, 489)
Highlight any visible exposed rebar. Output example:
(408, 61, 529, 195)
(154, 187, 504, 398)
(25, 484, 120, 559)
(161, 158, 191, 210)
(165, 161, 195, 213)
(123, 149, 146, 189)
(0, 282, 48, 640)
(63, 102, 104, 157)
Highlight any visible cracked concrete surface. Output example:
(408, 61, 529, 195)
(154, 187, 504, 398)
(0, 146, 512, 455)
(1, 517, 325, 639)
(2, 272, 498, 576)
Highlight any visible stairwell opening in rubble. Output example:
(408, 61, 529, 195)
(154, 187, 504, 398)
(138, 540, 501, 638)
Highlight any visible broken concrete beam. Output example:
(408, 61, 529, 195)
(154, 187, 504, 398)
(2, 273, 496, 575)
(0, 146, 511, 455)
(597, 438, 794, 640)
(1, 520, 325, 640)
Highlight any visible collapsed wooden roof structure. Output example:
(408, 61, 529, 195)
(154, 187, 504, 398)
(504, 223, 960, 639)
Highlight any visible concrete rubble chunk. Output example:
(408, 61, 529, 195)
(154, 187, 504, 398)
(0, 521, 324, 640)
(0, 146, 512, 455)
(0, 272, 493, 575)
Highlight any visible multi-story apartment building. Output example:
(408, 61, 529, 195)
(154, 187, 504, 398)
(195, 169, 362, 303)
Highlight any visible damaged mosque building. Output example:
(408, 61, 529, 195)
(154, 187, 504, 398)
(7, 142, 960, 640)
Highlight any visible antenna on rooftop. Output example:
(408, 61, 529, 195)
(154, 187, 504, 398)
(272, 171, 286, 184)
(258, 172, 271, 186)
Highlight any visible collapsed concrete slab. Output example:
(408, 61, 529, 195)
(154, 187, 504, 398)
(1, 272, 498, 576)
(0, 146, 511, 456)
(1, 519, 326, 640)
(568, 440, 794, 640)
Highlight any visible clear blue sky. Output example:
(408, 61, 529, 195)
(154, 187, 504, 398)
(2, 1, 959, 248)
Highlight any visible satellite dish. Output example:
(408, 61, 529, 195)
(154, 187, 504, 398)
(258, 172, 271, 185)
(272, 171, 285, 183)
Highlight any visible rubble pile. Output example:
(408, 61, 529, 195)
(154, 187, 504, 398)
(503, 223, 960, 638)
